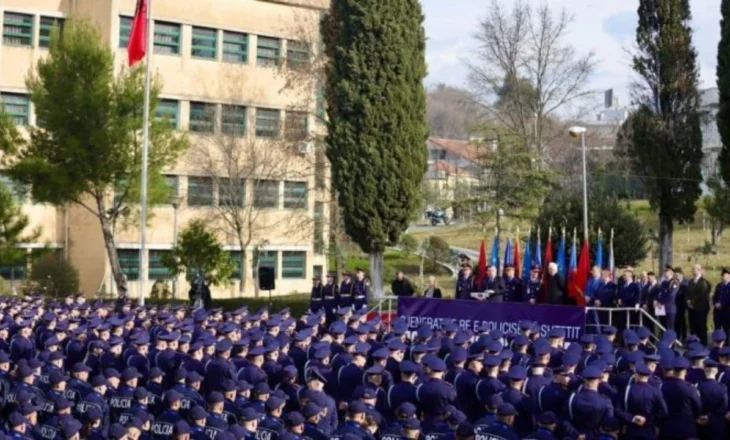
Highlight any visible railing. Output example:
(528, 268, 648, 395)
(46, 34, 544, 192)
(368, 297, 676, 346)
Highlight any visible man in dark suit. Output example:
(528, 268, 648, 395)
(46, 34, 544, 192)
(482, 266, 505, 302)
(546, 262, 567, 305)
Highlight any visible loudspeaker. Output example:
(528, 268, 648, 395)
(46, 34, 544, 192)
(258, 267, 276, 290)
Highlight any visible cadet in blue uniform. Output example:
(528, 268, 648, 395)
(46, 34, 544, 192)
(564, 366, 614, 439)
(258, 396, 287, 440)
(615, 362, 667, 440)
(352, 269, 370, 311)
(696, 359, 728, 439)
(659, 357, 701, 440)
(713, 269, 730, 335)
(417, 357, 457, 422)
(151, 390, 183, 440)
(523, 411, 559, 440)
(476, 403, 520, 440)
(329, 401, 375, 440)
(498, 366, 534, 437)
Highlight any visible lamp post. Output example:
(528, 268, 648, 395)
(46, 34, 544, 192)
(569, 126, 589, 240)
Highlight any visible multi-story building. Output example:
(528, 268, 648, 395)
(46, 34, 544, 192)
(0, 0, 330, 299)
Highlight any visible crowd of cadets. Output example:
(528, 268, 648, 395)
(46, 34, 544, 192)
(1, 295, 730, 440)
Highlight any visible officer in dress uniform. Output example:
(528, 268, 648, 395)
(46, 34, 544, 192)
(564, 366, 614, 438)
(656, 266, 680, 335)
(502, 265, 522, 303)
(457, 254, 471, 283)
(339, 272, 354, 311)
(697, 358, 728, 439)
(322, 274, 339, 325)
(523, 411, 559, 440)
(712, 268, 730, 335)
(310, 277, 324, 315)
(455, 266, 474, 301)
(352, 269, 370, 312)
(523, 266, 542, 304)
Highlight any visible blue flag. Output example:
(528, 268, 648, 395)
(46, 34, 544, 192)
(522, 236, 532, 281)
(569, 237, 578, 274)
(490, 233, 501, 268)
(534, 232, 542, 268)
(557, 231, 567, 278)
(504, 239, 513, 270)
(595, 233, 604, 269)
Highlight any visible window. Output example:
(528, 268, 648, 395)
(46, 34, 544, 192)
(254, 180, 279, 209)
(314, 149, 326, 190)
(314, 201, 325, 254)
(164, 175, 179, 200)
(255, 108, 280, 138)
(118, 249, 140, 281)
(192, 27, 217, 59)
(119, 16, 133, 48)
(285, 111, 308, 141)
(154, 21, 181, 55)
(221, 105, 246, 136)
(39, 17, 64, 48)
(156, 99, 180, 129)
(189, 102, 215, 133)
(187, 177, 214, 206)
(282, 251, 306, 279)
(284, 181, 307, 209)
(315, 86, 326, 121)
(0, 257, 26, 281)
(223, 31, 248, 63)
(3, 13, 33, 47)
(287, 40, 310, 70)
(149, 250, 174, 280)
(257, 36, 280, 66)
(230, 251, 244, 280)
(255, 251, 278, 279)
(0, 173, 28, 204)
(1, 93, 30, 126)
(219, 178, 245, 207)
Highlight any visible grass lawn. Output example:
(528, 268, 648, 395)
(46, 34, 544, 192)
(412, 200, 730, 285)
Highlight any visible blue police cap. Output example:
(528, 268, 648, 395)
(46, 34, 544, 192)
(582, 365, 603, 379)
(400, 360, 418, 375)
(54, 397, 72, 411)
(173, 420, 191, 435)
(255, 382, 271, 395)
(148, 367, 164, 379)
(395, 402, 417, 418)
(427, 357, 447, 372)
(537, 411, 557, 425)
(8, 412, 25, 428)
(191, 405, 209, 420)
(348, 400, 367, 414)
(636, 327, 652, 339)
(109, 423, 128, 440)
(265, 396, 285, 411)
(497, 403, 518, 416)
(241, 407, 259, 422)
(165, 390, 181, 404)
(133, 387, 149, 401)
(484, 355, 501, 367)
(704, 358, 719, 368)
(84, 406, 102, 422)
(215, 338, 233, 352)
(90, 375, 108, 388)
(403, 418, 421, 430)
(387, 339, 407, 351)
(355, 386, 377, 400)
(507, 366, 527, 381)
(72, 363, 92, 374)
(353, 342, 371, 356)
(49, 371, 68, 385)
(635, 362, 652, 376)
(285, 412, 305, 427)
(713, 329, 727, 343)
(689, 349, 710, 359)
(122, 367, 142, 381)
(562, 352, 579, 367)
(513, 334, 530, 346)
(302, 403, 323, 419)
(450, 347, 468, 364)
(371, 348, 389, 359)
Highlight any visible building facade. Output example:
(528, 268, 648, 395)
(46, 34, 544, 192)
(0, 0, 330, 299)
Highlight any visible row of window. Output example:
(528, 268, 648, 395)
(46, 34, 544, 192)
(116, 249, 308, 281)
(118, 16, 310, 68)
(157, 175, 308, 209)
(2, 91, 308, 141)
(2, 13, 63, 48)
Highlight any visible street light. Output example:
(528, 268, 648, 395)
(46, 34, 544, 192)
(568, 126, 589, 240)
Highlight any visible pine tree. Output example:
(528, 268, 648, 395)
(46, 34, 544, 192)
(617, 0, 703, 268)
(322, 0, 428, 296)
(718, 0, 730, 185)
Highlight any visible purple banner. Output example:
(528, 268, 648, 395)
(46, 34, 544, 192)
(397, 297, 586, 341)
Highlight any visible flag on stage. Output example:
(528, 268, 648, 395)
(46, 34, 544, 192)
(541, 227, 554, 303)
(490, 231, 501, 269)
(595, 228, 604, 269)
(569, 233, 590, 307)
(128, 0, 149, 66)
(503, 238, 513, 273)
(535, 228, 543, 269)
(521, 233, 531, 281)
(557, 228, 567, 279)
(609, 228, 616, 281)
(475, 238, 488, 289)
(514, 234, 522, 278)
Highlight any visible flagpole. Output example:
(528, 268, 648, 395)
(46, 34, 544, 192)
(138, 0, 153, 306)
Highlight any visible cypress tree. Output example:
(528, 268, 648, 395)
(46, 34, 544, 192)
(322, 0, 428, 296)
(718, 0, 730, 185)
(617, 0, 703, 268)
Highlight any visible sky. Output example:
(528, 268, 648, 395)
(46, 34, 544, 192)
(421, 0, 722, 108)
